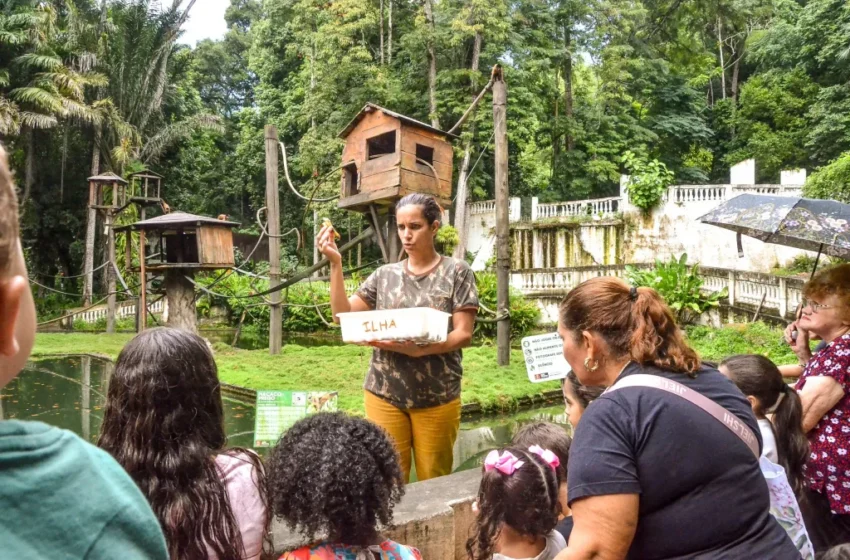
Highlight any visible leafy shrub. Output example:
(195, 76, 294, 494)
(622, 151, 675, 212)
(283, 284, 334, 333)
(474, 272, 540, 339)
(436, 225, 460, 256)
(626, 253, 727, 325)
(804, 151, 850, 204)
(72, 316, 137, 332)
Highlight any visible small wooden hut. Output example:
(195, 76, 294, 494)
(116, 212, 240, 332)
(337, 103, 457, 213)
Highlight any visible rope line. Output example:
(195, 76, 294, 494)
(30, 261, 109, 280)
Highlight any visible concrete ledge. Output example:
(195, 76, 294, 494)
(272, 468, 482, 559)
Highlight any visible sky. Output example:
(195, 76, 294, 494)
(179, 0, 229, 46)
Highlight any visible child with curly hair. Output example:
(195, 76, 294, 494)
(467, 446, 565, 560)
(269, 412, 422, 559)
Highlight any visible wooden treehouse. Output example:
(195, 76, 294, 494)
(337, 103, 457, 262)
(116, 212, 240, 333)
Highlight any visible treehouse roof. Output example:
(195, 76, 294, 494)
(115, 211, 240, 231)
(339, 103, 459, 140)
(88, 171, 128, 185)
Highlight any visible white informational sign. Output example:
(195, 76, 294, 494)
(521, 332, 571, 383)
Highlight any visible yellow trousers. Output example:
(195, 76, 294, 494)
(364, 391, 461, 482)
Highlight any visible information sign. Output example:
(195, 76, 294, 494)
(253, 390, 338, 447)
(521, 332, 571, 383)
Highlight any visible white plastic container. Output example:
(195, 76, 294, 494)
(337, 307, 451, 344)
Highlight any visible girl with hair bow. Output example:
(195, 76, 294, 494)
(466, 447, 566, 560)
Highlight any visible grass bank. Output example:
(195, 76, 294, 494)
(31, 333, 555, 414)
(32, 322, 798, 415)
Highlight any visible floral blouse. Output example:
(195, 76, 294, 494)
(279, 540, 423, 560)
(795, 332, 850, 514)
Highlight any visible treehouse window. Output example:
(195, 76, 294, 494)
(367, 130, 396, 159)
(165, 230, 199, 264)
(343, 162, 359, 197)
(415, 144, 434, 166)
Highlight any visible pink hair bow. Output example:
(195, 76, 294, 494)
(529, 445, 560, 470)
(484, 450, 524, 475)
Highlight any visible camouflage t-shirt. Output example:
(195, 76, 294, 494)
(356, 257, 479, 409)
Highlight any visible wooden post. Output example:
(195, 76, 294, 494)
(369, 204, 390, 262)
(106, 184, 117, 333)
(265, 125, 283, 354)
(164, 269, 197, 332)
(83, 181, 97, 305)
(493, 66, 511, 366)
(387, 205, 400, 263)
(139, 229, 147, 331)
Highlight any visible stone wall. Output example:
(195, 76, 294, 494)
(272, 469, 482, 559)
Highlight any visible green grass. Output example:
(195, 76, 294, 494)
(685, 322, 797, 365)
(32, 333, 557, 415)
(32, 322, 797, 415)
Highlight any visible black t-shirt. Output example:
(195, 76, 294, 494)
(567, 362, 800, 560)
(555, 516, 573, 543)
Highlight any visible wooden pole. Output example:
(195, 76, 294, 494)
(139, 229, 147, 331)
(265, 125, 283, 354)
(106, 184, 117, 333)
(493, 65, 511, 366)
(83, 181, 97, 305)
(387, 205, 400, 263)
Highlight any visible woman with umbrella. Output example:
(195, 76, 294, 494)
(784, 263, 850, 551)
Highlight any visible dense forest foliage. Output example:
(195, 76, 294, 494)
(6, 0, 850, 287)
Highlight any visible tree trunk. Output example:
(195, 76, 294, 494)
(424, 0, 440, 128)
(60, 125, 67, 202)
(164, 269, 197, 333)
(22, 128, 34, 206)
(731, 51, 741, 103)
(452, 30, 482, 260)
(387, 0, 393, 63)
(493, 68, 510, 366)
(379, 0, 384, 64)
(717, 17, 726, 100)
(563, 26, 574, 151)
(83, 129, 101, 305)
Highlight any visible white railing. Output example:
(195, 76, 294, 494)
(665, 185, 728, 204)
(295, 279, 360, 296)
(511, 265, 805, 319)
(468, 201, 496, 215)
(71, 298, 165, 325)
(534, 196, 621, 220)
(732, 185, 803, 197)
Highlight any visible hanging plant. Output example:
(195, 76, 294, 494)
(622, 151, 674, 212)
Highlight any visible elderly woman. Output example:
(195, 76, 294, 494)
(785, 263, 850, 551)
(553, 277, 799, 560)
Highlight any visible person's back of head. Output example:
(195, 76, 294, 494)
(98, 327, 261, 559)
(0, 145, 35, 386)
(719, 354, 809, 493)
(267, 412, 406, 546)
(467, 446, 561, 560)
(559, 277, 700, 376)
(512, 422, 571, 483)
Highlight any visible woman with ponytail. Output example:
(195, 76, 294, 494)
(719, 355, 809, 491)
(552, 277, 799, 560)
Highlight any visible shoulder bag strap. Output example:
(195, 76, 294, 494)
(605, 374, 760, 459)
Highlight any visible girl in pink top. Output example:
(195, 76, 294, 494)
(99, 327, 270, 559)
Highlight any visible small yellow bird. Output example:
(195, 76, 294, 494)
(322, 217, 340, 240)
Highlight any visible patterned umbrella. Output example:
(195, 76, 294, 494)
(698, 194, 850, 263)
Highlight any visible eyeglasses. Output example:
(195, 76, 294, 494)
(803, 300, 840, 313)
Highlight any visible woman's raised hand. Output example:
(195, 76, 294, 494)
(316, 224, 342, 266)
(785, 320, 812, 364)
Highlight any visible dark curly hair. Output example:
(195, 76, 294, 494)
(466, 447, 561, 560)
(267, 412, 405, 546)
(98, 327, 269, 560)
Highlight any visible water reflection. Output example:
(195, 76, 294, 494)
(8, 356, 570, 473)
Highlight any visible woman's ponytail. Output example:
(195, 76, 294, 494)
(772, 384, 809, 494)
(720, 354, 810, 494)
(628, 287, 701, 374)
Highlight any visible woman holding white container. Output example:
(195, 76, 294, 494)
(317, 193, 479, 482)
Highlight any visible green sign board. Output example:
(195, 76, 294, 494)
(253, 390, 339, 448)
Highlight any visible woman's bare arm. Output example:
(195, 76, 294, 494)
(800, 376, 845, 432)
(553, 494, 639, 560)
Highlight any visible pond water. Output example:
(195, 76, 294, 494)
(6, 356, 570, 475)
